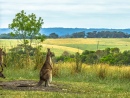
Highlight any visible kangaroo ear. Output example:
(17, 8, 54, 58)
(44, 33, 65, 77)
(1, 48, 3, 51)
(47, 48, 50, 51)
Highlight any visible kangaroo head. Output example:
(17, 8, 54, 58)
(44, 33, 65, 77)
(47, 48, 55, 57)
(0, 48, 6, 56)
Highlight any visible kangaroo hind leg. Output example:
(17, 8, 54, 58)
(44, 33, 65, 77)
(45, 80, 50, 87)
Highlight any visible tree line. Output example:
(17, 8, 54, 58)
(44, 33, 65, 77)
(38, 31, 130, 38)
(1, 30, 130, 39)
(87, 31, 130, 38)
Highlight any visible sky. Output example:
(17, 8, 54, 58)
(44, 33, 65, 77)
(1, 0, 130, 29)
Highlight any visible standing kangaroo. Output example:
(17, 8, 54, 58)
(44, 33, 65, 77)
(37, 48, 54, 87)
(0, 48, 6, 78)
(0, 48, 6, 67)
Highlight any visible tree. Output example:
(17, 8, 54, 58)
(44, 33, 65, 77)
(71, 31, 85, 38)
(9, 10, 44, 48)
(49, 33, 59, 38)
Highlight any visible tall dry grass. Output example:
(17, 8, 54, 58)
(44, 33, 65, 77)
(52, 62, 130, 81)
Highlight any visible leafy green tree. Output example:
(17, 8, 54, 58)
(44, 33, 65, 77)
(9, 10, 44, 48)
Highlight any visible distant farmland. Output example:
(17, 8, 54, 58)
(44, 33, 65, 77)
(1, 38, 130, 56)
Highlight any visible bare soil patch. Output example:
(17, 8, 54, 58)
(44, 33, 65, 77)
(0, 80, 64, 92)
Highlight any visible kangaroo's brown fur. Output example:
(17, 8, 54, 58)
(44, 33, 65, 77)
(0, 48, 6, 68)
(37, 48, 54, 87)
(0, 48, 6, 78)
(0, 65, 5, 78)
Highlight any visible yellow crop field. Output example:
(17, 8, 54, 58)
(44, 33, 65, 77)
(42, 38, 130, 45)
(42, 38, 98, 44)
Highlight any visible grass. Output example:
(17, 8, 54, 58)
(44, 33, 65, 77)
(1, 38, 130, 97)
(41, 38, 130, 52)
(1, 63, 130, 98)
(0, 39, 19, 48)
(3, 68, 39, 80)
(1, 89, 130, 98)
(60, 44, 129, 51)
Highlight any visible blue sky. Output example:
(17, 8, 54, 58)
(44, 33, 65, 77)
(1, 0, 130, 28)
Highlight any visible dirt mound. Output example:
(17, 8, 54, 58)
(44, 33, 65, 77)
(0, 80, 63, 92)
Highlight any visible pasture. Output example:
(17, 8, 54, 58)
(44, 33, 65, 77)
(1, 38, 130, 55)
(44, 38, 130, 52)
(0, 38, 130, 98)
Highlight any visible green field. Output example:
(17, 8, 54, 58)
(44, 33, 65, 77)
(41, 38, 130, 53)
(0, 38, 130, 55)
(1, 38, 130, 55)
(1, 38, 130, 98)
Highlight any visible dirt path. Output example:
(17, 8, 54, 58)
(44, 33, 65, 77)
(0, 80, 66, 92)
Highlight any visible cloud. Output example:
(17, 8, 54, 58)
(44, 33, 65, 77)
(1, 0, 130, 28)
(1, 0, 130, 15)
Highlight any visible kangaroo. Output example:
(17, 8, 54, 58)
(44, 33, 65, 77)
(0, 48, 6, 68)
(0, 66, 5, 78)
(37, 48, 54, 87)
(0, 48, 6, 78)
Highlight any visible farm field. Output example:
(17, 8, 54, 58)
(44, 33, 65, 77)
(42, 38, 130, 52)
(1, 38, 130, 55)
(0, 38, 130, 98)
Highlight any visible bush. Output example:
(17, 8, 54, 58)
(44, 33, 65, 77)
(75, 52, 82, 73)
(56, 51, 75, 62)
(81, 50, 98, 64)
(5, 45, 46, 69)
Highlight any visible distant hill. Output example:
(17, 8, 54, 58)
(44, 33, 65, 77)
(1, 28, 130, 36)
